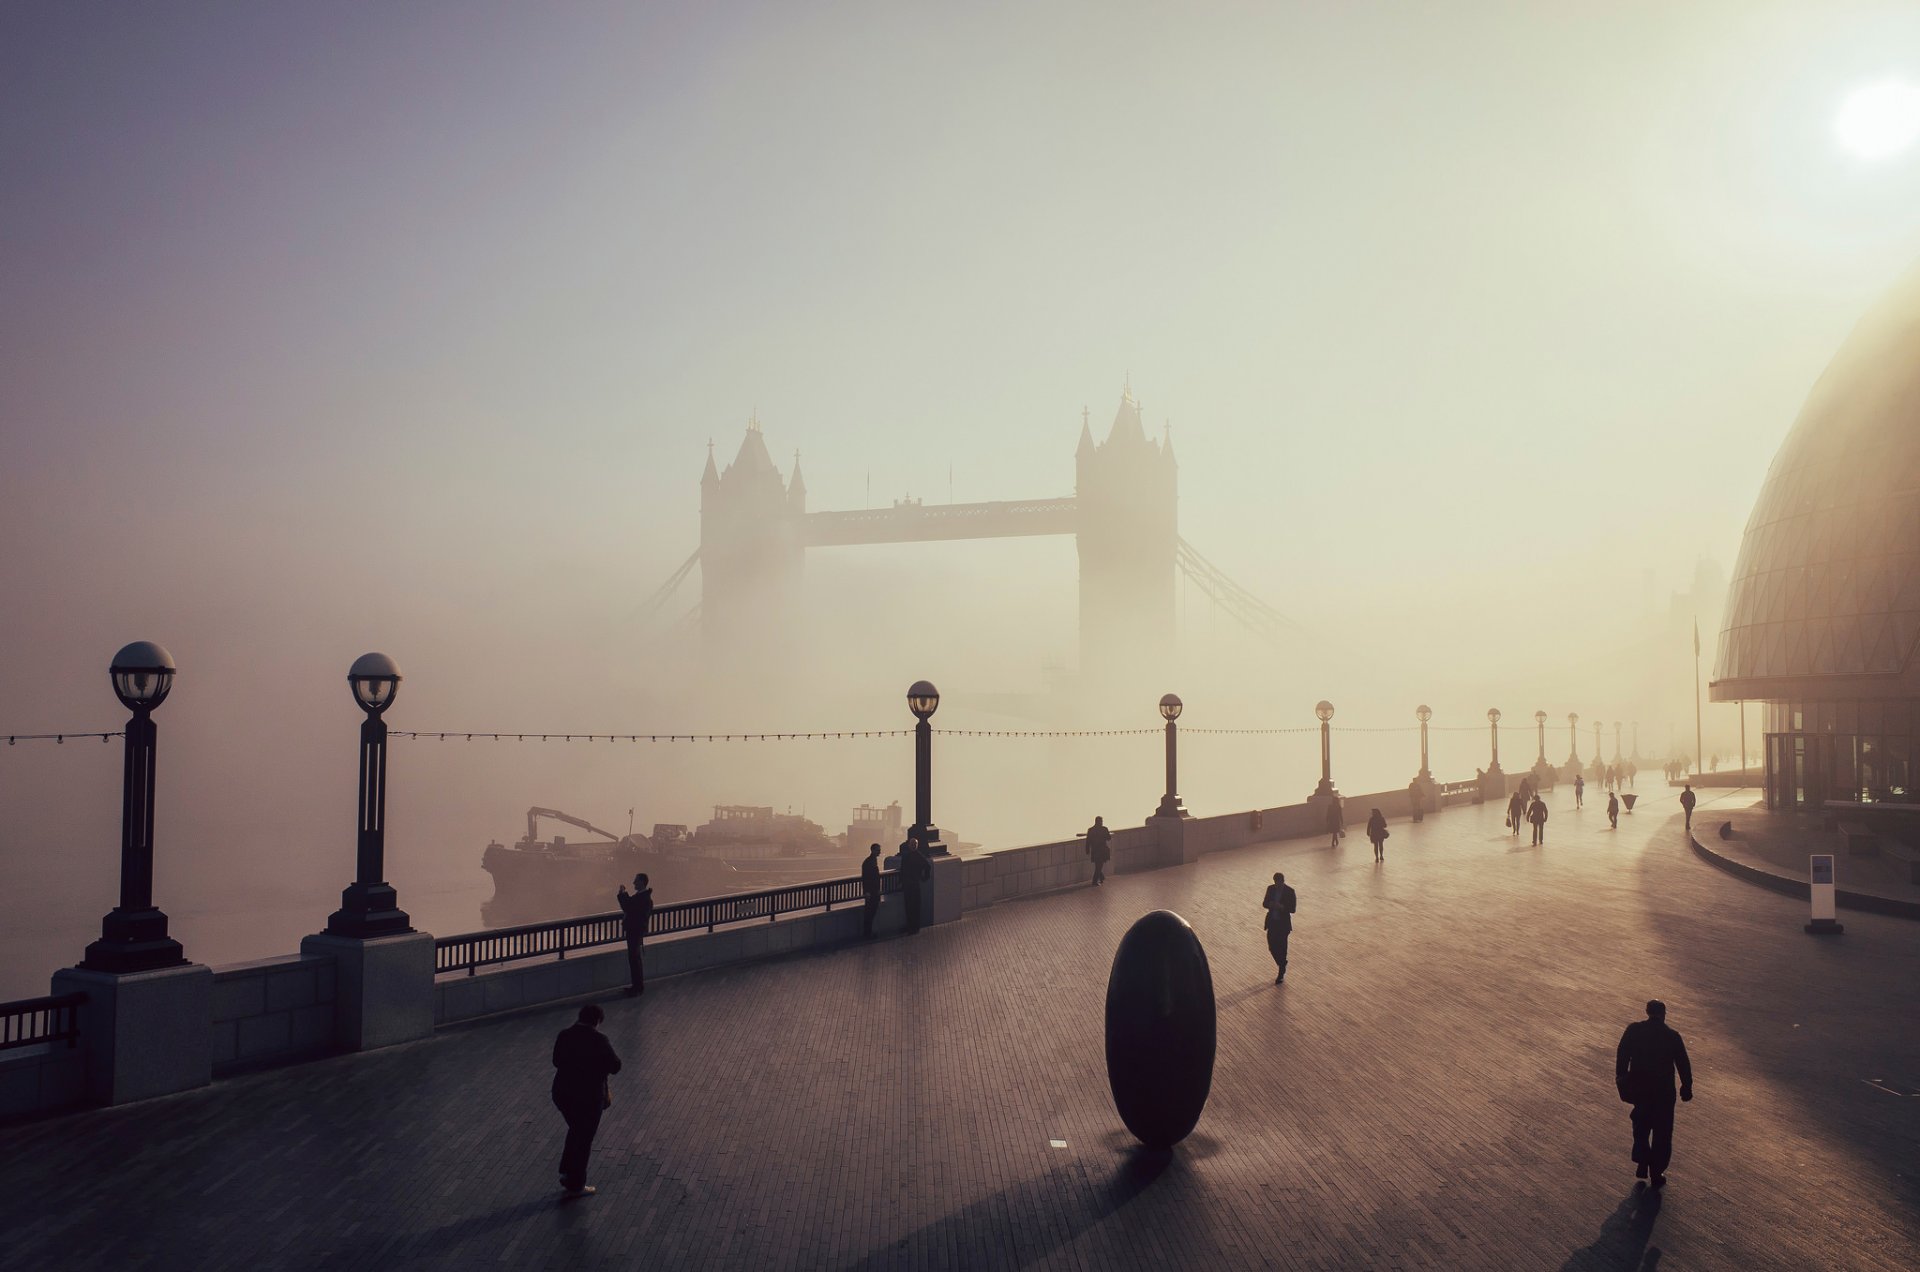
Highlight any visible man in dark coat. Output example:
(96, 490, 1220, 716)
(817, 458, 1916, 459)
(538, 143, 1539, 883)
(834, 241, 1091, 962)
(1085, 815, 1112, 886)
(899, 837, 931, 934)
(1507, 789, 1525, 837)
(1574, 772, 1585, 809)
(1607, 791, 1620, 829)
(860, 842, 883, 939)
(616, 873, 654, 996)
(1527, 795, 1549, 846)
(1615, 999, 1694, 1188)
(552, 1003, 622, 1196)
(1679, 783, 1697, 831)
(1262, 872, 1296, 984)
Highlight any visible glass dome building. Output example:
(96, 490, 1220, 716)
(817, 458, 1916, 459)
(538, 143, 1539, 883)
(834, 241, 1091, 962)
(1710, 264, 1920, 809)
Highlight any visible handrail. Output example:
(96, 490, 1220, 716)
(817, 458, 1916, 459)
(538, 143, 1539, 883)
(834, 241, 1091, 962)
(435, 871, 904, 977)
(0, 992, 84, 1052)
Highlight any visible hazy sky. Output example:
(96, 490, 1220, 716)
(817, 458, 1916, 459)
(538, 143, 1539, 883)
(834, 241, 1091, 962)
(3, 2, 1919, 983)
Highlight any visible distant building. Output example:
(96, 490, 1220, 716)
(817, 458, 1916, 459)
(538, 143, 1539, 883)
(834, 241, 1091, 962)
(846, 801, 903, 850)
(1710, 264, 1920, 809)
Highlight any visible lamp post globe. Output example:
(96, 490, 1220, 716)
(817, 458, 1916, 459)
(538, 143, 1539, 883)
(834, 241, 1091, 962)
(1415, 705, 1432, 723)
(1155, 694, 1186, 818)
(325, 653, 413, 937)
(906, 681, 943, 853)
(1315, 700, 1335, 723)
(110, 641, 176, 713)
(348, 651, 401, 715)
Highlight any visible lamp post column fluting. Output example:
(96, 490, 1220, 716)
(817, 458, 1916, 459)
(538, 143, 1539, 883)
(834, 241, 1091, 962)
(1534, 711, 1548, 765)
(1416, 705, 1432, 779)
(907, 681, 944, 852)
(1156, 694, 1186, 818)
(81, 642, 187, 973)
(326, 653, 413, 937)
(1594, 721, 1604, 771)
(1567, 713, 1580, 766)
(1613, 721, 1623, 764)
(1314, 701, 1336, 796)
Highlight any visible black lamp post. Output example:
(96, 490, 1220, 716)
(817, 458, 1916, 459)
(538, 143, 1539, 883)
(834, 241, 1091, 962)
(1613, 721, 1623, 764)
(1486, 708, 1503, 772)
(1593, 721, 1603, 769)
(1313, 700, 1336, 795)
(81, 641, 187, 973)
(1415, 704, 1432, 779)
(325, 653, 413, 937)
(907, 680, 944, 853)
(1156, 693, 1186, 818)
(1534, 710, 1548, 766)
(1567, 712, 1580, 766)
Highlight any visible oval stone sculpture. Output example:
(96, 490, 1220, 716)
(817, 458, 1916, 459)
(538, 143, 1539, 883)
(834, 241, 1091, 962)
(1104, 909, 1217, 1149)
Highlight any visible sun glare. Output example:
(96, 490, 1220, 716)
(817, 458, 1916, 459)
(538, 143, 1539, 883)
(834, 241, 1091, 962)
(1835, 79, 1920, 160)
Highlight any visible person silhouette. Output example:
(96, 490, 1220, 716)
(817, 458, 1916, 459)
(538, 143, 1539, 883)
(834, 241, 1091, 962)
(551, 1003, 622, 1197)
(1574, 772, 1585, 809)
(1262, 872, 1296, 983)
(1607, 791, 1620, 829)
(1324, 797, 1344, 848)
(1366, 808, 1388, 862)
(859, 843, 883, 938)
(1507, 790, 1525, 837)
(1615, 999, 1693, 1188)
(1527, 794, 1549, 845)
(1679, 783, 1697, 832)
(615, 873, 653, 996)
(1085, 815, 1112, 886)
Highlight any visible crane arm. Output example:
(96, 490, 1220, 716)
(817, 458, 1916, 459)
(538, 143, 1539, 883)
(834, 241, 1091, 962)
(525, 807, 626, 844)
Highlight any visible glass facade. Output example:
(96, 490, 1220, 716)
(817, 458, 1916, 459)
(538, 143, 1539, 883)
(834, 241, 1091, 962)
(1763, 698, 1920, 809)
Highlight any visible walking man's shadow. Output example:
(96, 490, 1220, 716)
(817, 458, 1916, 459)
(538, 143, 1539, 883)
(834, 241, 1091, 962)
(1559, 1187, 1663, 1271)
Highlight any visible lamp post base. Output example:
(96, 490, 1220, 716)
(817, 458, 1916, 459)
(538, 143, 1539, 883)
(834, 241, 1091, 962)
(1154, 795, 1188, 819)
(80, 907, 187, 974)
(909, 824, 945, 855)
(324, 883, 414, 938)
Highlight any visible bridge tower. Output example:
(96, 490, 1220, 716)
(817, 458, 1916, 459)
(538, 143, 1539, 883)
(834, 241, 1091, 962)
(1075, 383, 1178, 688)
(700, 418, 804, 663)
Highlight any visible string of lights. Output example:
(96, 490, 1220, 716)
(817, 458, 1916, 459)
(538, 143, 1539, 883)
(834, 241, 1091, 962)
(4, 731, 122, 745)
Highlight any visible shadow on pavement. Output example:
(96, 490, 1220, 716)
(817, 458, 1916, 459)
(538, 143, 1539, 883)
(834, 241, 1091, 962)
(1557, 1186, 1663, 1271)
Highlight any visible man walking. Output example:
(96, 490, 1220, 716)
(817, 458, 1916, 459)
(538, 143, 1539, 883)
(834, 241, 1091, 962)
(551, 1003, 622, 1197)
(860, 842, 883, 938)
(1679, 782, 1697, 832)
(1574, 772, 1585, 809)
(1607, 790, 1620, 829)
(899, 837, 931, 934)
(1615, 999, 1694, 1188)
(616, 873, 654, 996)
(1528, 794, 1549, 845)
(1262, 872, 1296, 984)
(1507, 789, 1525, 837)
(1085, 815, 1112, 886)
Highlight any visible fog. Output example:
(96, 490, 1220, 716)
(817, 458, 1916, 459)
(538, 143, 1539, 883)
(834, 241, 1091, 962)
(6, 1, 1920, 998)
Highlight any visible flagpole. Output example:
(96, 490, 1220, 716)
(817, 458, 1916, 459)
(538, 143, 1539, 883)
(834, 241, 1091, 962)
(1694, 617, 1703, 778)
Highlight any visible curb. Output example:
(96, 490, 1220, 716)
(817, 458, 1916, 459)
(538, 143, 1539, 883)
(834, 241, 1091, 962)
(1687, 834, 1920, 921)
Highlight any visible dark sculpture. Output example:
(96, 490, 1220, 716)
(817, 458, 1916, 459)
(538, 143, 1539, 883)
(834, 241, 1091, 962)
(1104, 909, 1217, 1149)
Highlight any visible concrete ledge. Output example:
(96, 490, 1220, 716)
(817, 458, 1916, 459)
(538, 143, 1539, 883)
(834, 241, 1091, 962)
(1688, 834, 1920, 920)
(209, 952, 340, 1076)
(0, 1047, 85, 1123)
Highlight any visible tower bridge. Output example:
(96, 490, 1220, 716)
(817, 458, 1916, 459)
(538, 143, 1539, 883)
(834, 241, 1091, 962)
(644, 385, 1292, 680)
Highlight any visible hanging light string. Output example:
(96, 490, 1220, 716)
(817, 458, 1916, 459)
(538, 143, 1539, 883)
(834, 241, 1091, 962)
(371, 721, 1610, 742)
(4, 731, 123, 745)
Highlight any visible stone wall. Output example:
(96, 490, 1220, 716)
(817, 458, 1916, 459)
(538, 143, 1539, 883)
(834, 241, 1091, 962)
(0, 1043, 84, 1122)
(436, 894, 909, 1026)
(209, 954, 337, 1076)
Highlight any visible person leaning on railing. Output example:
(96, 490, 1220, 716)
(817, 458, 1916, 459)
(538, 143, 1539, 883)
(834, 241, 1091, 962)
(860, 843, 883, 939)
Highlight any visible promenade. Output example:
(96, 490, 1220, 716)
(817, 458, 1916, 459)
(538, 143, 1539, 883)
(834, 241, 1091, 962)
(4, 785, 1917, 1270)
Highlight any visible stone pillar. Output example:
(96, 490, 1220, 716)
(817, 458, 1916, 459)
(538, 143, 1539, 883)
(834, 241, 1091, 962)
(300, 931, 436, 1051)
(51, 962, 212, 1106)
(924, 852, 964, 926)
(1147, 813, 1194, 866)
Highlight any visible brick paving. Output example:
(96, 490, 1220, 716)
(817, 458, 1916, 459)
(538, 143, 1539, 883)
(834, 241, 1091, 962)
(1698, 798, 1920, 906)
(3, 782, 1918, 1270)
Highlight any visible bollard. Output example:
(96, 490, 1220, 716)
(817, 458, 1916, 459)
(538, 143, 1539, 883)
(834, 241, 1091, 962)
(1804, 853, 1844, 935)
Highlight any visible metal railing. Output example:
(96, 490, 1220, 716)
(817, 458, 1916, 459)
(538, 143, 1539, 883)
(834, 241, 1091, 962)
(435, 871, 903, 977)
(0, 993, 84, 1052)
(1437, 779, 1484, 805)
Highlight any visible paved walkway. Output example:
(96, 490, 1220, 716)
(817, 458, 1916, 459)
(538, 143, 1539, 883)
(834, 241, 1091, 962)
(4, 784, 1917, 1270)
(1695, 798, 1920, 909)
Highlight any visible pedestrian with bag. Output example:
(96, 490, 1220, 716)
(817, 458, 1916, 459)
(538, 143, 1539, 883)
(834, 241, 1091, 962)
(1366, 808, 1389, 862)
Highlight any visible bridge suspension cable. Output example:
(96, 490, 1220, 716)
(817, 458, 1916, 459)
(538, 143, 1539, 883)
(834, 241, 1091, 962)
(1176, 538, 1299, 646)
(637, 548, 701, 622)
